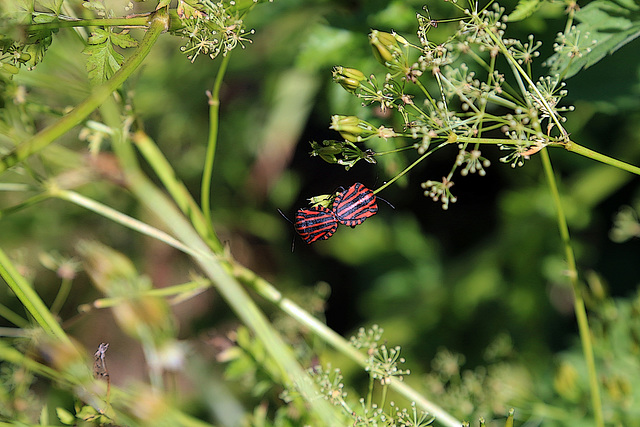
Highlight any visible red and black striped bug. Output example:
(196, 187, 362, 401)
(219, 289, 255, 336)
(331, 182, 378, 227)
(293, 205, 339, 244)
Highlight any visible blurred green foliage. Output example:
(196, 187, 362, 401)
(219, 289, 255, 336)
(1, 0, 640, 425)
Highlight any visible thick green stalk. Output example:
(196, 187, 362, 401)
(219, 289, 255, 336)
(132, 131, 222, 251)
(26, 16, 150, 31)
(564, 140, 640, 176)
(540, 149, 604, 427)
(104, 103, 344, 425)
(0, 8, 169, 175)
(0, 302, 29, 328)
(0, 248, 70, 342)
(455, 136, 640, 176)
(201, 54, 231, 232)
(232, 262, 463, 427)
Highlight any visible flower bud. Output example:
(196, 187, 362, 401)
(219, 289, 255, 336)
(332, 66, 366, 93)
(369, 30, 400, 65)
(308, 194, 333, 209)
(309, 140, 343, 164)
(330, 115, 376, 142)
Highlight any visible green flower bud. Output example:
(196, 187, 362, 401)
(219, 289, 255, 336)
(308, 194, 333, 209)
(309, 140, 343, 164)
(332, 66, 366, 82)
(332, 66, 367, 93)
(369, 30, 400, 65)
(309, 139, 377, 170)
(330, 115, 377, 142)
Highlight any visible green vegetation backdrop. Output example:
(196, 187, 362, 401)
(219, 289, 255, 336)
(1, 0, 640, 426)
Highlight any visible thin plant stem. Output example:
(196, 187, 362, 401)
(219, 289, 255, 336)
(50, 277, 73, 316)
(374, 140, 451, 195)
(79, 279, 211, 311)
(0, 302, 29, 329)
(0, 8, 169, 175)
(132, 130, 222, 251)
(105, 100, 345, 425)
(52, 188, 210, 261)
(231, 261, 463, 427)
(0, 248, 70, 342)
(380, 384, 389, 410)
(366, 375, 375, 410)
(201, 53, 231, 234)
(540, 149, 604, 427)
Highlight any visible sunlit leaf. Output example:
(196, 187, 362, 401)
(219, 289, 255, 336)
(547, 0, 640, 78)
(507, 0, 542, 22)
(82, 28, 138, 85)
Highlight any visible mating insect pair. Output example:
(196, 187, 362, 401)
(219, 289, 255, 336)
(285, 182, 380, 245)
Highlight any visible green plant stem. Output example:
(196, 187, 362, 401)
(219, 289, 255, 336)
(486, 29, 566, 135)
(103, 100, 344, 425)
(52, 188, 209, 260)
(540, 149, 604, 427)
(457, 136, 640, 175)
(50, 277, 72, 316)
(232, 262, 463, 427)
(132, 131, 222, 251)
(374, 140, 450, 195)
(0, 302, 29, 328)
(564, 140, 640, 175)
(201, 53, 231, 234)
(26, 10, 186, 32)
(380, 384, 389, 410)
(27, 16, 151, 31)
(79, 279, 210, 311)
(0, 8, 169, 175)
(0, 340, 64, 381)
(366, 374, 375, 410)
(0, 248, 69, 342)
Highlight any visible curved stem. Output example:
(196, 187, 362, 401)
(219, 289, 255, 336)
(0, 8, 169, 175)
(540, 149, 604, 427)
(201, 53, 231, 232)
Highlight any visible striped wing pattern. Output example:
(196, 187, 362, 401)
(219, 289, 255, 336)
(295, 205, 338, 244)
(332, 182, 378, 227)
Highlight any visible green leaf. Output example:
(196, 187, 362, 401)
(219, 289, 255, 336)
(110, 30, 138, 49)
(156, 0, 172, 9)
(83, 28, 138, 85)
(81, 1, 106, 13)
(39, 0, 64, 14)
(546, 0, 640, 78)
(507, 0, 542, 22)
(0, 0, 33, 24)
(56, 407, 76, 425)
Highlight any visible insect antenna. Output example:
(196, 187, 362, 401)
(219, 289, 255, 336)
(277, 209, 296, 252)
(277, 208, 293, 224)
(377, 195, 395, 210)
